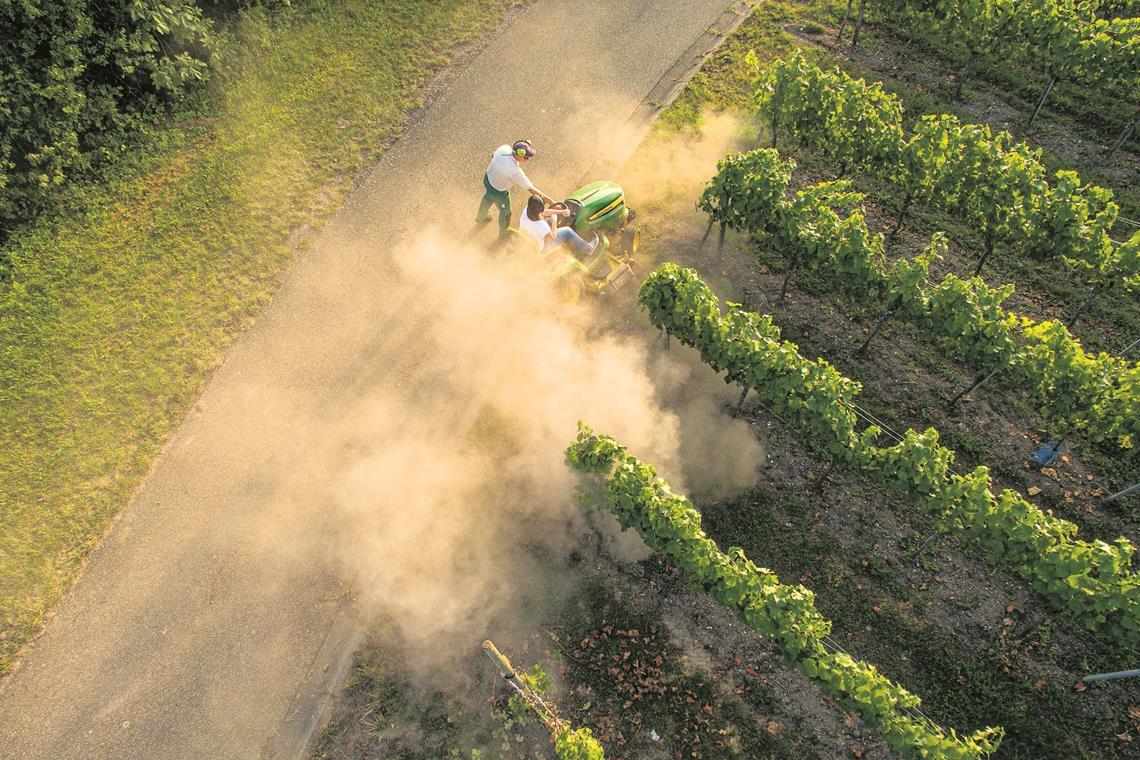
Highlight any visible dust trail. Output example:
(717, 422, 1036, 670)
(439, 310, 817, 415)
(617, 110, 766, 499)
(304, 110, 764, 680)
(318, 221, 761, 674)
(619, 111, 758, 214)
(649, 346, 765, 503)
(320, 232, 675, 669)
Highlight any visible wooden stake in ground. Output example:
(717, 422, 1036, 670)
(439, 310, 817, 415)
(481, 640, 607, 759)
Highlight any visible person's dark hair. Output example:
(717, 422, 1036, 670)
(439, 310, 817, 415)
(526, 195, 545, 221)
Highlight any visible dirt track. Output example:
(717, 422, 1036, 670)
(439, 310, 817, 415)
(0, 2, 751, 759)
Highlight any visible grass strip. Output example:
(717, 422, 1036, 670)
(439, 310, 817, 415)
(0, 0, 522, 675)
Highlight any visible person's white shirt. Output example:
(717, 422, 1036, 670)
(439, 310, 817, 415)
(486, 145, 535, 192)
(518, 209, 550, 251)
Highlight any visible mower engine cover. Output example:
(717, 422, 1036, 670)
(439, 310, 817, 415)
(566, 181, 629, 235)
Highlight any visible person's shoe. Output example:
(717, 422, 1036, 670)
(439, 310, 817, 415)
(586, 234, 600, 255)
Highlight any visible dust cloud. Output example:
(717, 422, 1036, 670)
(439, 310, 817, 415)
(315, 109, 764, 677)
(615, 109, 765, 500)
(649, 347, 767, 503)
(324, 227, 762, 673)
(619, 111, 758, 216)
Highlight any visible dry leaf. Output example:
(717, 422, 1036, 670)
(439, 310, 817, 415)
(1035, 679, 1047, 690)
(1074, 681, 1087, 692)
(1027, 486, 1043, 496)
(766, 721, 779, 734)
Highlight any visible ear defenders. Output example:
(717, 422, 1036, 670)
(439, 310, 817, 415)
(514, 139, 532, 158)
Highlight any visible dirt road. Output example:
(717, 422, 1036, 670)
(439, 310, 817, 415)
(0, 2, 748, 758)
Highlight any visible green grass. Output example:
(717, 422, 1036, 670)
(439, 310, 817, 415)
(659, 0, 844, 132)
(0, 0, 522, 675)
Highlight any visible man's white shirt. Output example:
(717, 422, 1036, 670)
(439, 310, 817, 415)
(486, 145, 535, 192)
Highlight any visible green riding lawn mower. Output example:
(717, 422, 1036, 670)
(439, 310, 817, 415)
(514, 180, 641, 305)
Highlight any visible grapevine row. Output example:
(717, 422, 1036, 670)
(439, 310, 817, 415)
(566, 423, 1003, 760)
(639, 263, 1140, 644)
(698, 147, 1140, 451)
(756, 53, 1140, 288)
(859, 1, 1140, 101)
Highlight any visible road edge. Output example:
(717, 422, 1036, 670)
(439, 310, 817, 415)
(584, 0, 754, 179)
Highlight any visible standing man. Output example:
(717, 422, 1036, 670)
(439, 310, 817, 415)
(476, 139, 555, 235)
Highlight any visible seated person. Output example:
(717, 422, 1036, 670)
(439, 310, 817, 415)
(518, 196, 598, 257)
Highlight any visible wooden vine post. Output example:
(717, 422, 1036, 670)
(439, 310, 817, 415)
(481, 640, 606, 759)
(854, 296, 902, 357)
(778, 250, 799, 305)
(886, 191, 914, 246)
(1027, 77, 1056, 129)
(1107, 108, 1138, 160)
(851, 0, 867, 48)
(836, 0, 854, 41)
(946, 367, 1001, 409)
(733, 385, 749, 417)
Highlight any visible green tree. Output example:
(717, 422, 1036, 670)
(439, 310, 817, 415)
(0, 0, 215, 241)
